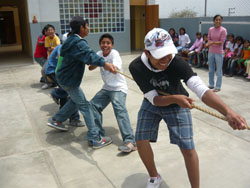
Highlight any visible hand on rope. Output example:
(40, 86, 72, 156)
(116, 70, 250, 130)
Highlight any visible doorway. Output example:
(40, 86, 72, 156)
(130, 4, 159, 51)
(0, 11, 16, 45)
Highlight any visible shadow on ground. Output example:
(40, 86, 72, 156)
(122, 173, 170, 188)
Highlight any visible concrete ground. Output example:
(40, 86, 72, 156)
(0, 52, 250, 188)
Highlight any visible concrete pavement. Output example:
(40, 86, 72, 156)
(0, 53, 250, 188)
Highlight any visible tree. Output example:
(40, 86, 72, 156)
(169, 7, 197, 18)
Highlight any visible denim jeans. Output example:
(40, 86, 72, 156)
(54, 86, 100, 141)
(208, 53, 223, 89)
(34, 57, 47, 67)
(90, 89, 135, 144)
(188, 52, 201, 66)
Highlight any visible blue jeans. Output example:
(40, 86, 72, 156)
(90, 89, 135, 144)
(188, 52, 201, 66)
(34, 57, 47, 67)
(54, 86, 100, 141)
(208, 53, 223, 89)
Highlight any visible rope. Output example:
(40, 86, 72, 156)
(116, 70, 250, 130)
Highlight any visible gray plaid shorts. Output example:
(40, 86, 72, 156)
(136, 99, 194, 150)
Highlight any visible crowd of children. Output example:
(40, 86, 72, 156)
(168, 27, 250, 81)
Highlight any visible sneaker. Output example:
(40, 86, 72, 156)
(213, 88, 221, 92)
(208, 86, 214, 89)
(50, 93, 59, 105)
(146, 175, 163, 188)
(225, 74, 233, 77)
(91, 136, 112, 149)
(118, 142, 137, 153)
(47, 117, 68, 131)
(243, 73, 248, 77)
(69, 119, 85, 127)
(42, 83, 53, 90)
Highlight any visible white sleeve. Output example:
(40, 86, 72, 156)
(187, 76, 209, 100)
(112, 50, 122, 70)
(144, 90, 159, 105)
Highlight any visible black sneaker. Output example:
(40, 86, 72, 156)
(47, 117, 68, 131)
(208, 86, 214, 89)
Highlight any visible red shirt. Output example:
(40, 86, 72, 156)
(34, 35, 47, 58)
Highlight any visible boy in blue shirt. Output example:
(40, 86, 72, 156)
(45, 44, 83, 127)
(47, 16, 116, 149)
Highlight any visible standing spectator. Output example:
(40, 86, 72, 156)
(208, 15, 227, 92)
(187, 32, 203, 67)
(169, 28, 178, 46)
(34, 25, 48, 83)
(47, 16, 116, 149)
(176, 27, 191, 52)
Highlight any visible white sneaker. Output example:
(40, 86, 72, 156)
(146, 175, 163, 188)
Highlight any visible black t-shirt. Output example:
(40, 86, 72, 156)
(129, 54, 196, 97)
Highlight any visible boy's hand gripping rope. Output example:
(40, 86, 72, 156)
(116, 70, 250, 130)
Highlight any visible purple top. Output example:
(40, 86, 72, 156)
(189, 38, 203, 52)
(208, 26, 227, 54)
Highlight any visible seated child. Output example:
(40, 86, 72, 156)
(176, 27, 191, 52)
(225, 36, 244, 77)
(200, 33, 209, 66)
(89, 34, 136, 153)
(222, 34, 237, 74)
(186, 32, 203, 67)
(236, 40, 250, 76)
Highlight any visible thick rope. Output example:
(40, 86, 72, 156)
(116, 70, 250, 130)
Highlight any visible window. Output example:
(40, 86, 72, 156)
(59, 0, 125, 34)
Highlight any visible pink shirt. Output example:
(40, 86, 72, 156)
(189, 38, 203, 52)
(208, 26, 227, 54)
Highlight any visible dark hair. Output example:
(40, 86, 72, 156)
(70, 16, 89, 34)
(203, 33, 208, 37)
(196, 32, 202, 36)
(99, 33, 114, 45)
(42, 25, 49, 35)
(243, 39, 250, 44)
(227, 33, 234, 39)
(213, 14, 223, 21)
(169, 28, 176, 34)
(46, 24, 55, 31)
(235, 36, 244, 43)
(179, 27, 186, 34)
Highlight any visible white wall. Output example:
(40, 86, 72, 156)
(154, 0, 250, 18)
(27, 0, 60, 23)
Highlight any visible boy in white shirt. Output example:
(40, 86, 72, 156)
(89, 34, 136, 153)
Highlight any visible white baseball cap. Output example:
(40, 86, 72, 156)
(144, 28, 177, 59)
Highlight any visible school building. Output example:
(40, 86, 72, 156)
(0, 0, 249, 60)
